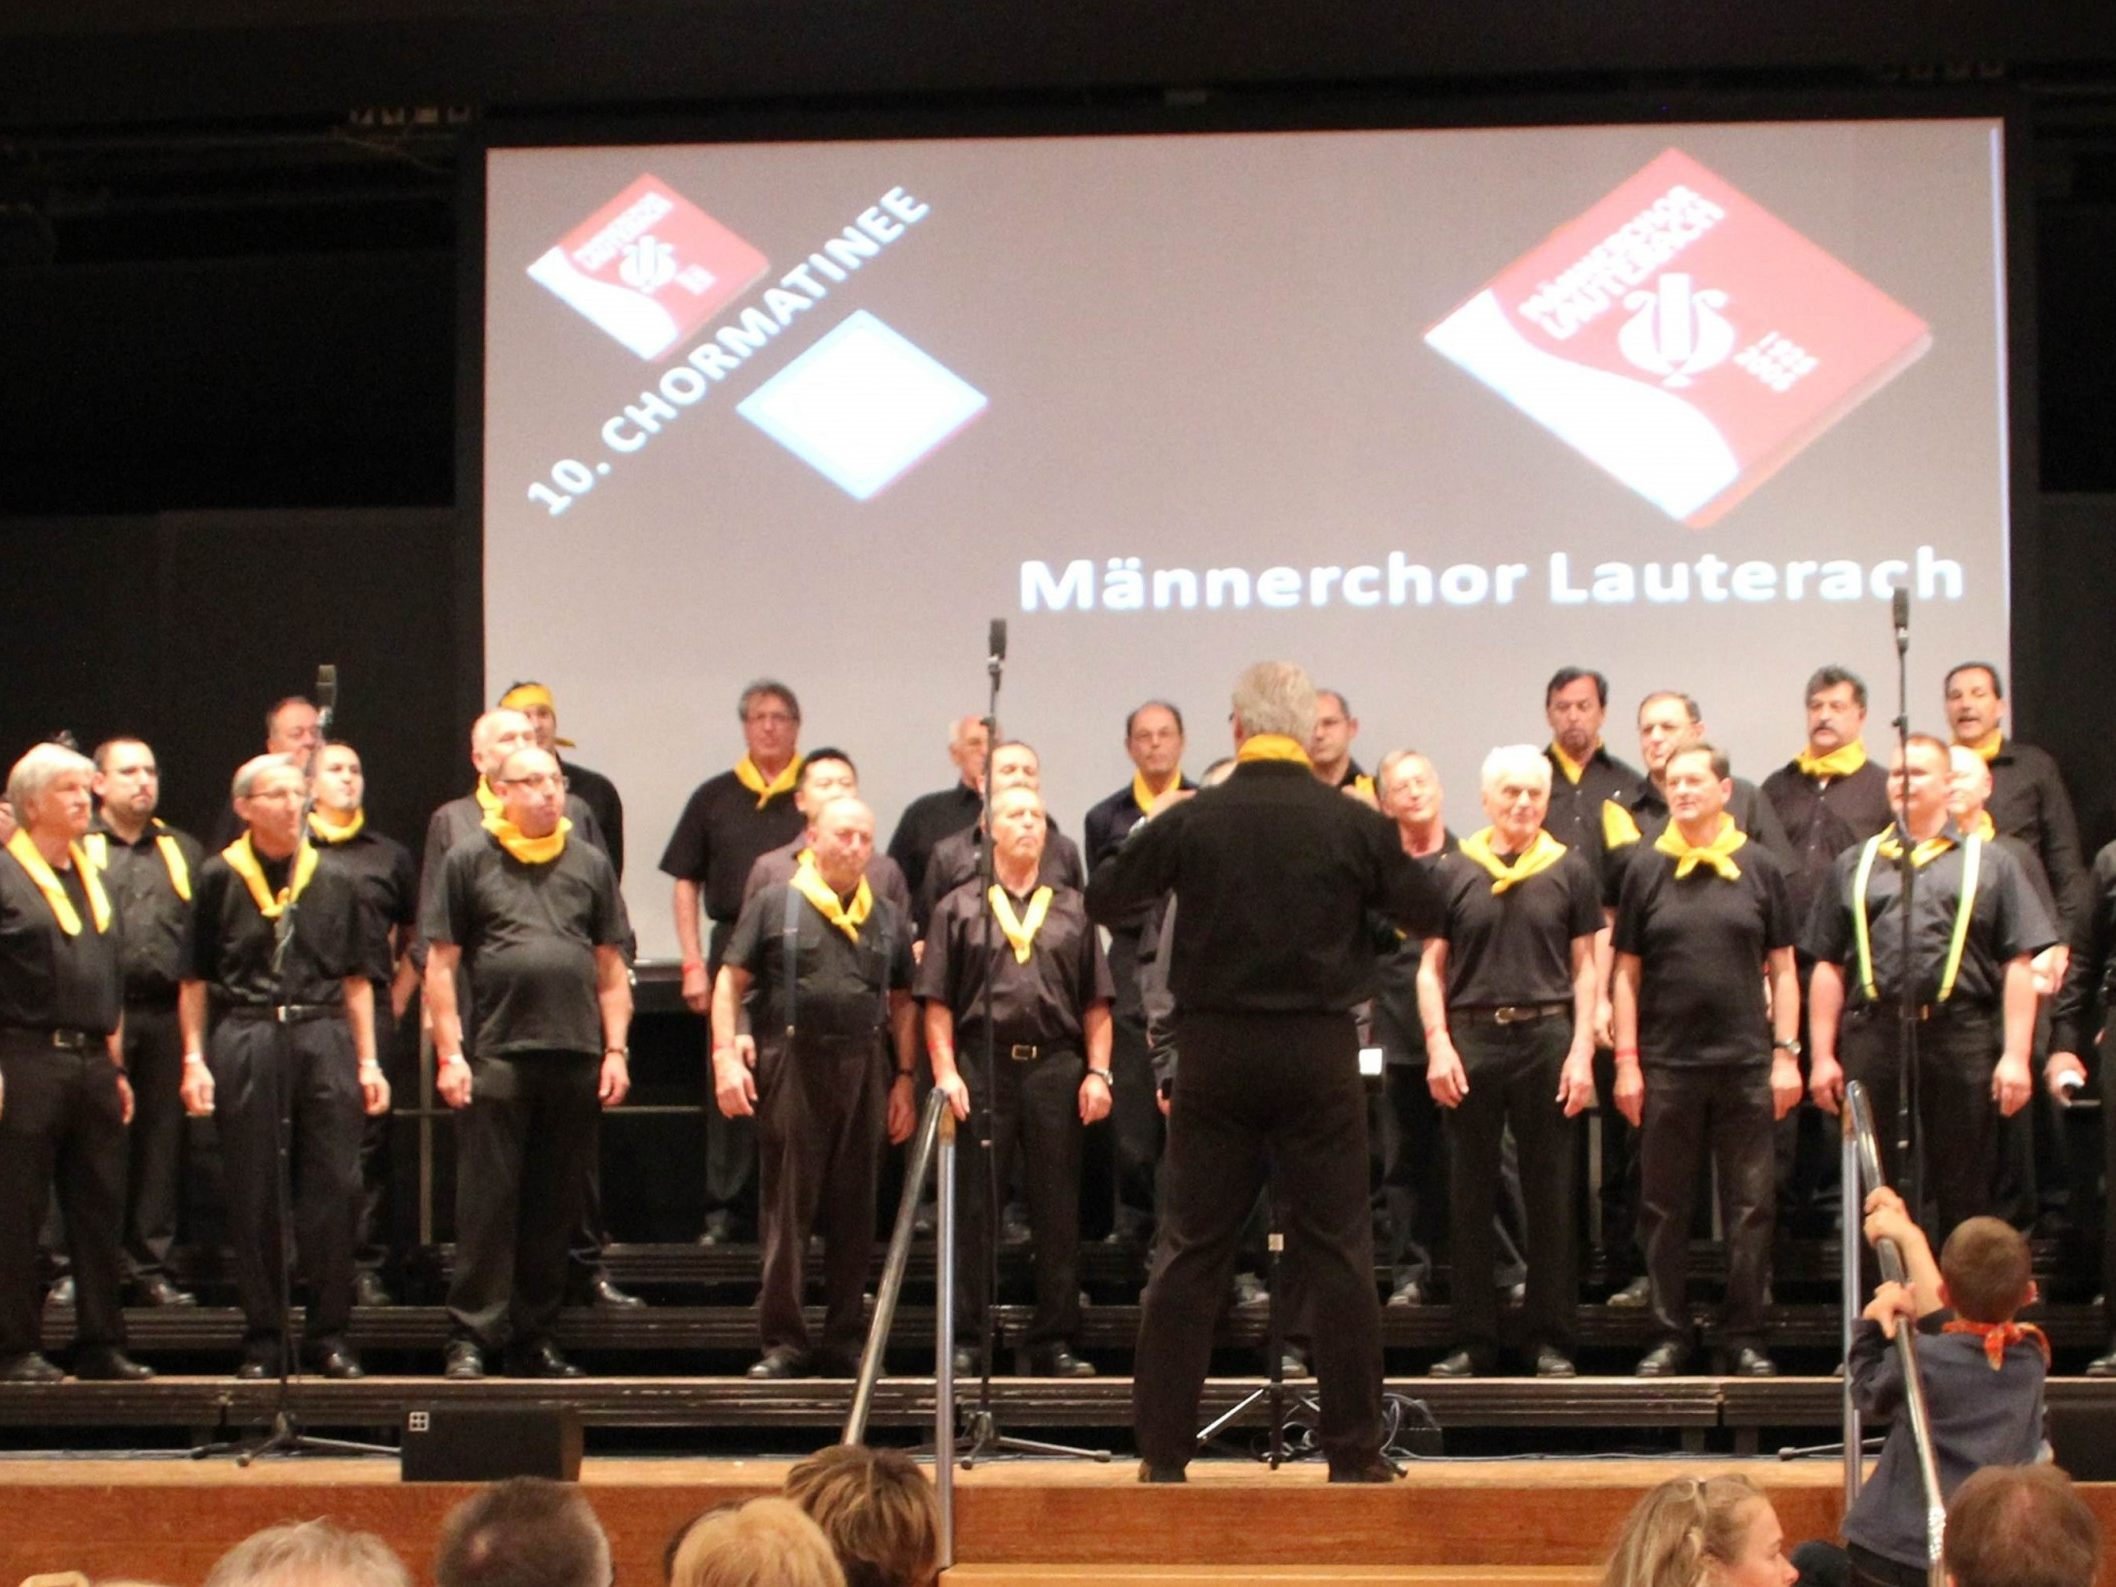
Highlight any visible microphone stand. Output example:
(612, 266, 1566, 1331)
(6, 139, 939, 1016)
(196, 667, 392, 1463)
(1891, 596, 1922, 1223)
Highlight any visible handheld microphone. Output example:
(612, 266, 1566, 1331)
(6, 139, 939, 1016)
(316, 664, 339, 730)
(1891, 587, 1909, 654)
(988, 619, 1007, 665)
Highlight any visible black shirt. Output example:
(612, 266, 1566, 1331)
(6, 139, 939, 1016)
(1087, 760, 1444, 1016)
(310, 823, 417, 986)
(1801, 827, 2058, 1009)
(1599, 776, 1793, 907)
(1759, 756, 1893, 931)
(87, 817, 203, 1002)
(1611, 840, 1797, 1067)
(2050, 838, 2116, 1057)
(183, 848, 362, 1007)
(917, 822, 1084, 936)
(1371, 833, 1458, 1065)
(723, 881, 913, 1042)
(659, 769, 807, 932)
(1430, 843, 1603, 1008)
(745, 837, 915, 922)
(886, 782, 982, 903)
(0, 849, 123, 1035)
(424, 834, 629, 1057)
(1542, 743, 1643, 876)
(560, 758, 626, 882)
(1083, 777, 1198, 934)
(916, 880, 1114, 1048)
(419, 789, 609, 953)
(1981, 738, 2087, 934)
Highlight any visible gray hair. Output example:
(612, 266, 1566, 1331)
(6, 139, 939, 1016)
(738, 678, 801, 723)
(8, 742, 97, 815)
(471, 708, 531, 758)
(1230, 661, 1317, 743)
(231, 753, 304, 801)
(1479, 744, 1552, 797)
(204, 1520, 411, 1587)
(1375, 748, 1436, 795)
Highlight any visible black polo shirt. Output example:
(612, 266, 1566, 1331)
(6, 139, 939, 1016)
(2051, 838, 2116, 1056)
(1600, 775, 1794, 907)
(744, 837, 914, 921)
(1083, 778, 1198, 937)
(1980, 738, 2087, 933)
(916, 880, 1114, 1049)
(311, 823, 417, 987)
(659, 769, 806, 935)
(1801, 828, 2058, 1010)
(419, 789, 609, 949)
(1542, 742, 1643, 875)
(424, 833, 628, 1057)
(1430, 843, 1602, 1009)
(724, 881, 913, 1043)
(1612, 840, 1797, 1067)
(0, 849, 122, 1035)
(1087, 760, 1444, 1015)
(87, 816, 202, 1002)
(886, 782, 982, 902)
(917, 822, 1084, 935)
(1759, 756, 1893, 930)
(184, 847, 361, 1007)
(560, 758, 626, 881)
(1371, 833, 1458, 1065)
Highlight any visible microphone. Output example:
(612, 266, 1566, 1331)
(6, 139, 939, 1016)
(315, 664, 339, 730)
(1892, 587, 1909, 654)
(987, 618, 1007, 665)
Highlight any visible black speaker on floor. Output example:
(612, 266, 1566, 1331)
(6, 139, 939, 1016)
(401, 1403, 584, 1482)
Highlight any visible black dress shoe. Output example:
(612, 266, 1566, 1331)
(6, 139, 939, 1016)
(1636, 1341, 1689, 1378)
(585, 1275, 645, 1310)
(445, 1340, 486, 1381)
(0, 1352, 64, 1383)
(351, 1271, 393, 1308)
(1387, 1278, 1425, 1308)
(507, 1342, 582, 1379)
(235, 1352, 280, 1381)
(1534, 1346, 1577, 1379)
(950, 1345, 981, 1378)
(1029, 1345, 1097, 1378)
(1497, 1280, 1527, 1306)
(1430, 1349, 1485, 1378)
(1230, 1272, 1268, 1307)
(308, 1347, 366, 1381)
(74, 1348, 154, 1382)
(1732, 1346, 1779, 1378)
(1607, 1276, 1652, 1309)
(1137, 1459, 1187, 1483)
(44, 1277, 75, 1310)
(1278, 1351, 1311, 1381)
(1328, 1457, 1403, 1483)
(134, 1275, 196, 1308)
(747, 1348, 808, 1380)
(2088, 1339, 2116, 1378)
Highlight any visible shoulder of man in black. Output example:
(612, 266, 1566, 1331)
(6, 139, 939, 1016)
(1082, 782, 1137, 868)
(656, 768, 743, 878)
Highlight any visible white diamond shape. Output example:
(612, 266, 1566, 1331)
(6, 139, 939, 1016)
(737, 310, 987, 501)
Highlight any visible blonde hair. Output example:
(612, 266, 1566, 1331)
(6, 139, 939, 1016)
(783, 1445, 942, 1587)
(670, 1498, 845, 1587)
(1600, 1475, 1767, 1587)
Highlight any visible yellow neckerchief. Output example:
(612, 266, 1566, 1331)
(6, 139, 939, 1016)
(1548, 739, 1599, 786)
(1131, 769, 1182, 815)
(481, 809, 570, 865)
(791, 861, 871, 942)
(1960, 730, 2004, 764)
(221, 834, 319, 920)
(83, 819, 191, 902)
(1602, 799, 1644, 850)
(1940, 1318, 2050, 1371)
(308, 805, 366, 844)
(990, 883, 1054, 964)
(496, 682, 575, 747)
(6, 829, 111, 936)
(735, 755, 801, 810)
(473, 777, 502, 816)
(1235, 734, 1311, 767)
(1795, 741, 1868, 780)
(793, 846, 816, 870)
(1653, 813, 1748, 881)
(1852, 828, 1982, 1003)
(1459, 827, 1567, 894)
(1965, 809, 1997, 842)
(1346, 771, 1377, 802)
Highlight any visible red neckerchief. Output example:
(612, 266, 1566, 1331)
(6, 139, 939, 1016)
(1941, 1318, 2050, 1370)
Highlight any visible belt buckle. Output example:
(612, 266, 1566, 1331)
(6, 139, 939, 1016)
(1009, 1043, 1038, 1061)
(50, 1029, 85, 1051)
(274, 1005, 294, 1024)
(1493, 1006, 1525, 1026)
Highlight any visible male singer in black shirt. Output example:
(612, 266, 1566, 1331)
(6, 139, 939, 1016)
(425, 747, 632, 1381)
(86, 736, 204, 1308)
(2049, 837, 2116, 1373)
(917, 742, 1085, 934)
(1945, 661, 2087, 931)
(0, 744, 151, 1382)
(742, 749, 914, 920)
(1089, 662, 1442, 1483)
(1611, 742, 1800, 1379)
(886, 714, 989, 906)
(920, 786, 1114, 1377)
(179, 754, 388, 1380)
(1420, 744, 1601, 1380)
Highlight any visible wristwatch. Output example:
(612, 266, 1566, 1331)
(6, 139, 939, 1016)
(1085, 1068, 1114, 1088)
(1772, 1037, 1803, 1057)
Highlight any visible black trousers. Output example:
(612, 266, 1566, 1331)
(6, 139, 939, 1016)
(207, 1015, 361, 1354)
(756, 1034, 885, 1361)
(954, 1043, 1086, 1347)
(1590, 1045, 1642, 1279)
(1841, 1003, 2002, 1253)
(1639, 1063, 1775, 1350)
(703, 923, 761, 1235)
(446, 1049, 598, 1352)
(118, 1001, 184, 1283)
(1447, 1016, 1578, 1361)
(353, 991, 405, 1274)
(1375, 1062, 1531, 1292)
(0, 1037, 127, 1358)
(1134, 1010, 1381, 1473)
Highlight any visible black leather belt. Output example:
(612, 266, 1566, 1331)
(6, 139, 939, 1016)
(0, 1026, 100, 1051)
(1851, 1000, 1993, 1023)
(219, 1003, 337, 1024)
(1457, 1002, 1571, 1026)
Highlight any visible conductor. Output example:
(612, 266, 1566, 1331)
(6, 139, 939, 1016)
(1087, 661, 1445, 1483)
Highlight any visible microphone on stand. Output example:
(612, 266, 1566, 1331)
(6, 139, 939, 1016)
(987, 619, 1007, 666)
(1892, 588, 1910, 657)
(315, 664, 339, 734)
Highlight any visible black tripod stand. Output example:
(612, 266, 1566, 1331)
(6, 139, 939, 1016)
(1888, 588, 1924, 1221)
(956, 619, 1106, 1467)
(1195, 1196, 1318, 1468)
(195, 665, 392, 1464)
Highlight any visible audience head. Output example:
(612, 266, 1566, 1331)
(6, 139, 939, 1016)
(435, 1477, 611, 1587)
(1600, 1474, 1794, 1587)
(1945, 1463, 2101, 1587)
(783, 1444, 943, 1587)
(205, 1520, 410, 1587)
(1939, 1216, 2037, 1324)
(670, 1497, 845, 1587)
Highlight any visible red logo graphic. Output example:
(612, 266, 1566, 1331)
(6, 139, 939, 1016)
(1426, 149, 1932, 527)
(527, 174, 769, 360)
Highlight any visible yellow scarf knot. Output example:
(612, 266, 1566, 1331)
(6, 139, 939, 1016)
(1131, 770, 1182, 815)
(990, 885, 1053, 964)
(7, 830, 112, 936)
(1235, 734, 1311, 767)
(222, 835, 319, 920)
(482, 811, 570, 865)
(1549, 740, 1598, 786)
(735, 755, 802, 810)
(1795, 741, 1869, 780)
(791, 862, 872, 941)
(1460, 828, 1567, 894)
(1653, 814, 1747, 880)
(1960, 731, 2004, 764)
(308, 806, 366, 844)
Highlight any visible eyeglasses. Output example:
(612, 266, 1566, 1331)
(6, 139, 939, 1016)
(497, 774, 569, 792)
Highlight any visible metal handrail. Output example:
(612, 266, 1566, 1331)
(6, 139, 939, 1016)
(1846, 1081, 1947, 1587)
(844, 1085, 951, 1444)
